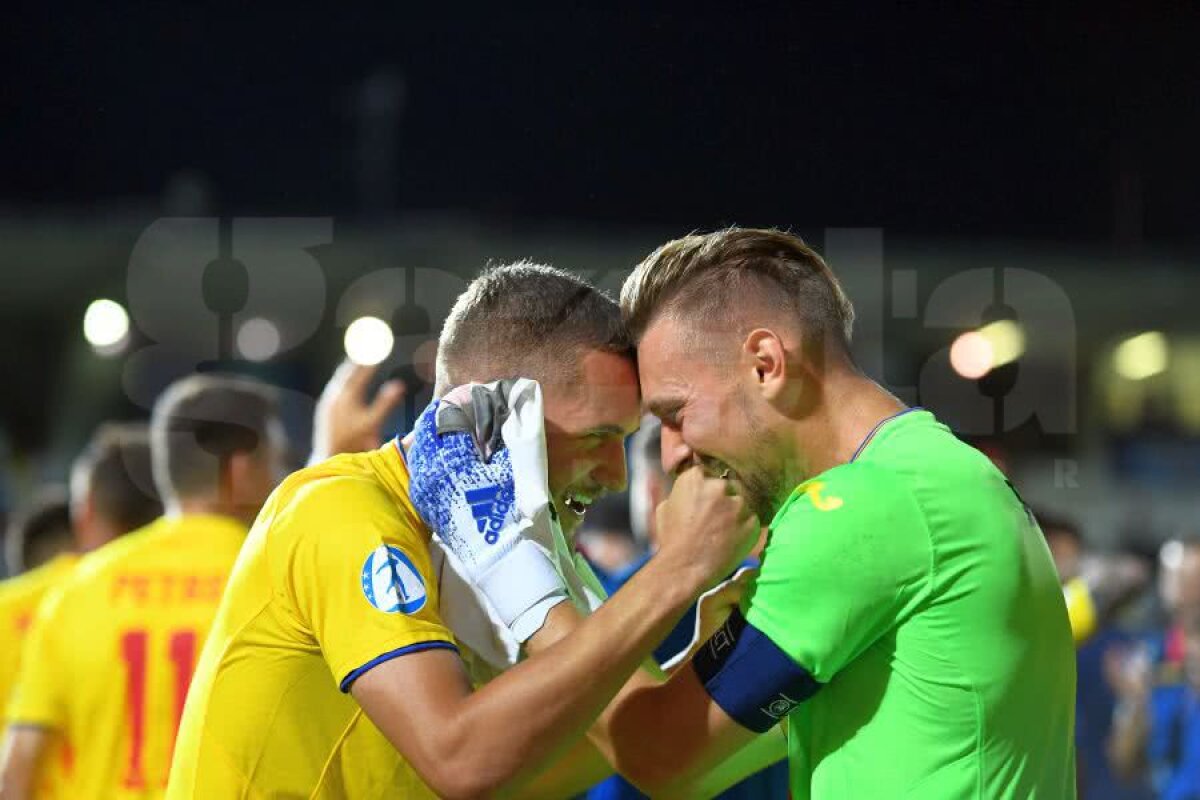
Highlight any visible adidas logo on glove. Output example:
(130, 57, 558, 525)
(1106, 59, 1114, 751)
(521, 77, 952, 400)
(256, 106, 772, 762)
(465, 485, 511, 544)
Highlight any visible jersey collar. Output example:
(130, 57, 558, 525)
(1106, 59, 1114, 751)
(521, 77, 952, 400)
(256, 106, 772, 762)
(849, 406, 924, 462)
(373, 437, 414, 504)
(768, 407, 928, 530)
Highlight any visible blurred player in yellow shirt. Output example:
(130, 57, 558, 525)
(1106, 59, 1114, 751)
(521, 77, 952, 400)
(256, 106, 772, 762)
(0, 375, 286, 800)
(0, 493, 77, 714)
(0, 425, 162, 797)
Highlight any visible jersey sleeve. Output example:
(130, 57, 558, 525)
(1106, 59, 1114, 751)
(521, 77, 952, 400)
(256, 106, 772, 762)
(280, 476, 458, 692)
(743, 463, 932, 684)
(6, 587, 69, 729)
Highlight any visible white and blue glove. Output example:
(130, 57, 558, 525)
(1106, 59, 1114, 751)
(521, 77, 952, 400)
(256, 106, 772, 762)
(407, 378, 568, 642)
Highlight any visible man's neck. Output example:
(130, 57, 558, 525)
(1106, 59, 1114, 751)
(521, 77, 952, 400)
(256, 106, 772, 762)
(787, 371, 906, 483)
(170, 498, 247, 525)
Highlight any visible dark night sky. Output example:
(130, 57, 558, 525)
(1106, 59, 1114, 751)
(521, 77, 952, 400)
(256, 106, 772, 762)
(4, 3, 1199, 240)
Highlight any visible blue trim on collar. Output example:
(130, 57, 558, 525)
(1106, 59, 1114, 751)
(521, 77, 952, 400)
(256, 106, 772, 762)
(849, 407, 923, 463)
(340, 640, 458, 692)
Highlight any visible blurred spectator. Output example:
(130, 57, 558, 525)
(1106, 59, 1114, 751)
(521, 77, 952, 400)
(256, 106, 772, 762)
(1038, 509, 1154, 800)
(1152, 540, 1200, 672)
(1109, 617, 1200, 800)
(1040, 510, 1150, 646)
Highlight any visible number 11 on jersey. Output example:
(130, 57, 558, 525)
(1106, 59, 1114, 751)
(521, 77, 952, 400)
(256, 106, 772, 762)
(120, 629, 198, 789)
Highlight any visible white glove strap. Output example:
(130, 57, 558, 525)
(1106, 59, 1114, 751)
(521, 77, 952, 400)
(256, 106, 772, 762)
(477, 539, 567, 642)
(509, 595, 570, 643)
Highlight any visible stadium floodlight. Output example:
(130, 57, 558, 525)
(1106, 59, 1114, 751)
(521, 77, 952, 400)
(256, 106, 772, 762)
(344, 316, 394, 366)
(236, 317, 281, 362)
(83, 298, 130, 355)
(950, 331, 994, 379)
(978, 320, 1024, 368)
(1113, 331, 1168, 381)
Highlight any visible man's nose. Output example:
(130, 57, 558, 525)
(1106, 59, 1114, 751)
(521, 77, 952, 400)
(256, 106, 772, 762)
(594, 437, 628, 493)
(660, 425, 694, 477)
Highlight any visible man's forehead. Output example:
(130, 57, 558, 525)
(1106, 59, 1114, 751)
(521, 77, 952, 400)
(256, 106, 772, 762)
(543, 349, 641, 432)
(636, 317, 707, 394)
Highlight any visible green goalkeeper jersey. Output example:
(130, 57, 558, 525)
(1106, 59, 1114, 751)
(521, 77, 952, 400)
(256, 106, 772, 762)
(743, 409, 1076, 798)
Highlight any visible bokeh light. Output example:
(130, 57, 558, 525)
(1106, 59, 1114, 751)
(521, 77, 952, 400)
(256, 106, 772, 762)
(950, 331, 995, 379)
(1113, 331, 1168, 381)
(344, 316, 394, 366)
(236, 317, 281, 362)
(82, 299, 130, 355)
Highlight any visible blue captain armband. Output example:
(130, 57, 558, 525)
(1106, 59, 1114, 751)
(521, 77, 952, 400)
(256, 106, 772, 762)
(690, 608, 822, 733)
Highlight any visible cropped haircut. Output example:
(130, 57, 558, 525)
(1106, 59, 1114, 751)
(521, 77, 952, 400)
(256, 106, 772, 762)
(620, 228, 855, 352)
(435, 261, 632, 395)
(150, 374, 280, 503)
(5, 489, 72, 575)
(71, 423, 162, 534)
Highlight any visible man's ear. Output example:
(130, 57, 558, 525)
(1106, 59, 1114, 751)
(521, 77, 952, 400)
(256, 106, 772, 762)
(742, 329, 789, 402)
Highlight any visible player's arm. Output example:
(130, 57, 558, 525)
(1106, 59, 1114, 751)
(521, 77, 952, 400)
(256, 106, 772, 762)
(690, 721, 788, 799)
(352, 481, 754, 800)
(511, 560, 768, 797)
(577, 467, 929, 797)
(562, 607, 794, 797)
(0, 727, 48, 800)
(1105, 645, 1153, 779)
(0, 590, 68, 800)
(498, 735, 613, 800)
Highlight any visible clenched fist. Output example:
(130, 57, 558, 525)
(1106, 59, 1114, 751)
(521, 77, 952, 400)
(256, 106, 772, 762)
(654, 466, 760, 595)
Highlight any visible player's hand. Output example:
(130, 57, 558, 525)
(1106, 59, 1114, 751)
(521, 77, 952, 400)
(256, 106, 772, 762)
(662, 565, 758, 672)
(695, 566, 757, 645)
(310, 360, 405, 462)
(1104, 643, 1153, 702)
(654, 466, 760, 593)
(407, 379, 568, 642)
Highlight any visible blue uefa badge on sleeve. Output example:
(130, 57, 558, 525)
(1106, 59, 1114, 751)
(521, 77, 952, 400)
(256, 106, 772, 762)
(360, 545, 428, 614)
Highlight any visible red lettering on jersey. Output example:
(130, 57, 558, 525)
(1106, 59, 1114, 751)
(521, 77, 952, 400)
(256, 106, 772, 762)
(159, 572, 178, 604)
(113, 574, 153, 605)
(113, 573, 227, 605)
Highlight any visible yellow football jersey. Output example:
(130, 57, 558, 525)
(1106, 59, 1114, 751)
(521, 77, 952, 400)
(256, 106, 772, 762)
(8, 514, 246, 799)
(0, 552, 78, 796)
(166, 442, 456, 799)
(0, 553, 77, 712)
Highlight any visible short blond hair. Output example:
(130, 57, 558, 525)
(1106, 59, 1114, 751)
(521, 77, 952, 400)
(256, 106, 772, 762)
(620, 228, 855, 350)
(435, 261, 631, 395)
